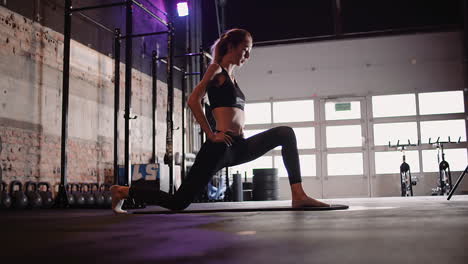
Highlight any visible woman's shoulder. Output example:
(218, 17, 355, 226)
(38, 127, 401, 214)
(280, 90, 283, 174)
(206, 63, 227, 87)
(206, 63, 223, 74)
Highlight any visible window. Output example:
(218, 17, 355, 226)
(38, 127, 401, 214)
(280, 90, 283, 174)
(373, 122, 418, 146)
(326, 125, 362, 148)
(273, 100, 314, 122)
(325, 101, 361, 120)
(372, 94, 416, 117)
(327, 153, 364, 176)
(420, 120, 466, 144)
(293, 127, 315, 149)
(275, 155, 316, 177)
(419, 91, 464, 115)
(422, 148, 468, 172)
(375, 151, 420, 174)
(244, 103, 271, 124)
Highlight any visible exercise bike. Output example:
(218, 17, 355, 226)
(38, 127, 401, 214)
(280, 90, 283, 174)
(430, 137, 461, 196)
(389, 140, 419, 196)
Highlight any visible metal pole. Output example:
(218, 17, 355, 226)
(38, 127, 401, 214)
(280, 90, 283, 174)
(57, 0, 72, 208)
(164, 24, 175, 194)
(333, 0, 342, 36)
(181, 70, 186, 182)
(114, 28, 121, 184)
(151, 50, 157, 163)
(199, 47, 206, 144)
(124, 0, 133, 186)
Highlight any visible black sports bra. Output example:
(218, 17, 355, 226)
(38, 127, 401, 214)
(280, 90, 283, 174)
(207, 66, 245, 111)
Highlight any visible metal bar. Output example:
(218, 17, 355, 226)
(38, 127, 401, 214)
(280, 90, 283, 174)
(184, 72, 201, 76)
(114, 28, 121, 185)
(156, 58, 184, 73)
(164, 24, 175, 194)
(151, 50, 157, 163)
(57, 0, 72, 208)
(120, 30, 169, 39)
(132, 0, 168, 26)
(140, 0, 168, 16)
(71, 2, 127, 12)
(447, 165, 468, 200)
(124, 0, 133, 186)
(76, 12, 114, 34)
(157, 52, 212, 61)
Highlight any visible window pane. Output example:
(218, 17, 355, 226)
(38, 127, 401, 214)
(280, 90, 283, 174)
(294, 127, 315, 149)
(422, 149, 468, 172)
(420, 120, 466, 144)
(326, 125, 362, 148)
(373, 122, 418, 146)
(275, 155, 316, 177)
(273, 100, 314, 122)
(230, 156, 273, 178)
(245, 103, 271, 124)
(419, 91, 465, 115)
(328, 153, 363, 176)
(325, 101, 361, 120)
(372, 94, 416, 117)
(375, 151, 420, 174)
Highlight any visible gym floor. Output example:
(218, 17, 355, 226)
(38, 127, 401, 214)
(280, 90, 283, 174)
(1, 195, 468, 264)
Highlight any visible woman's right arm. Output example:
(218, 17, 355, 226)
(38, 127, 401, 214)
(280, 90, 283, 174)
(187, 63, 221, 142)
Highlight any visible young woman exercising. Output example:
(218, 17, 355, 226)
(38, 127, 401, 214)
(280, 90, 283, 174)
(110, 28, 329, 213)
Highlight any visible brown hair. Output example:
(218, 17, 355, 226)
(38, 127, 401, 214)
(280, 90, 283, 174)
(210, 28, 252, 64)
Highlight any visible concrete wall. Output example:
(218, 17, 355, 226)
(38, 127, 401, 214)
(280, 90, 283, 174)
(0, 6, 182, 189)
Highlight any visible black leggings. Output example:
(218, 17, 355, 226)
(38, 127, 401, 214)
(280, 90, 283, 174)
(129, 126, 302, 210)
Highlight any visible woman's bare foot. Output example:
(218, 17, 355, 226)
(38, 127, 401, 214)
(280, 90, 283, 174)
(290, 183, 329, 208)
(110, 185, 129, 214)
(292, 196, 330, 208)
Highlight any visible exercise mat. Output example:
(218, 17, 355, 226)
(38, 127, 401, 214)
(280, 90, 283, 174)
(131, 204, 349, 214)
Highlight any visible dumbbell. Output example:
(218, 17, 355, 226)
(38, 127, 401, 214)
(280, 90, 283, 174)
(1, 181, 12, 209)
(91, 183, 105, 208)
(71, 183, 85, 208)
(9, 180, 29, 209)
(38, 182, 54, 209)
(25, 181, 43, 209)
(80, 183, 96, 208)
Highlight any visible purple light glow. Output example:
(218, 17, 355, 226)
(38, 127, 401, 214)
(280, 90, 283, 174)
(177, 2, 189, 17)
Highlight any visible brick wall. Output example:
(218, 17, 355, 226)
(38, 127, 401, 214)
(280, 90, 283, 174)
(0, 6, 182, 190)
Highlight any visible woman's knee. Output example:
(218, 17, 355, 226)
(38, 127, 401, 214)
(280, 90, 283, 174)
(275, 126, 296, 142)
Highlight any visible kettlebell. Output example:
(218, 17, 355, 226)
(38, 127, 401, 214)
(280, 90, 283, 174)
(80, 183, 96, 208)
(65, 184, 76, 207)
(38, 182, 54, 209)
(9, 180, 29, 209)
(91, 183, 105, 208)
(1, 181, 12, 209)
(101, 183, 112, 208)
(25, 181, 43, 209)
(71, 183, 85, 208)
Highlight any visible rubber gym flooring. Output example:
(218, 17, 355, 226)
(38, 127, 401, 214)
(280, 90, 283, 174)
(1, 195, 468, 264)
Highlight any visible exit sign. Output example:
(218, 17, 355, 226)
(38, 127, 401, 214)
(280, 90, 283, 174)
(335, 103, 351, 111)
